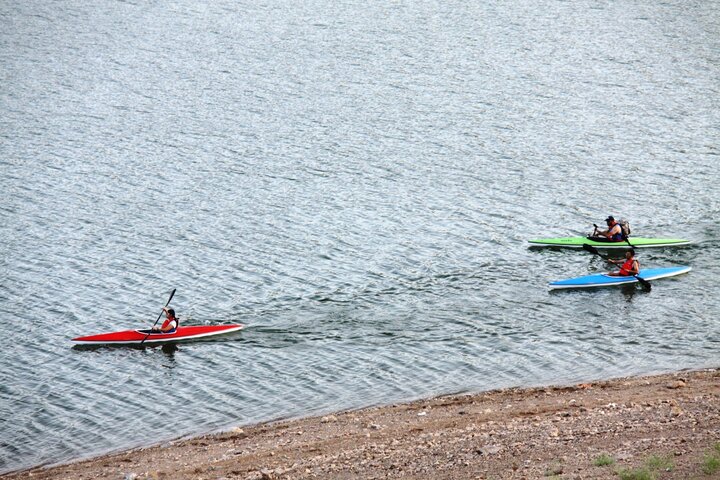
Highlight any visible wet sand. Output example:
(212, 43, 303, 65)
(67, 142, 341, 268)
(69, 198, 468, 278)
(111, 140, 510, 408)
(6, 368, 720, 479)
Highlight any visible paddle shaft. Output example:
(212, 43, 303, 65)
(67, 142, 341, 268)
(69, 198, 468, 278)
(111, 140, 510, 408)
(582, 244, 651, 290)
(140, 289, 176, 345)
(623, 233, 635, 248)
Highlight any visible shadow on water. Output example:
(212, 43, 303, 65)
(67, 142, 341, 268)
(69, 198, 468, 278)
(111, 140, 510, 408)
(70, 332, 245, 352)
(161, 343, 178, 356)
(72, 343, 152, 352)
(549, 283, 650, 299)
(619, 283, 648, 302)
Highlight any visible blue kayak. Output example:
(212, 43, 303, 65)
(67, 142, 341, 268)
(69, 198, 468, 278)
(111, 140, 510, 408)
(549, 266, 691, 289)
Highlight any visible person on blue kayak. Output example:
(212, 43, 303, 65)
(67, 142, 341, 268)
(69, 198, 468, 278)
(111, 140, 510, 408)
(592, 216, 624, 242)
(152, 307, 179, 333)
(607, 249, 640, 276)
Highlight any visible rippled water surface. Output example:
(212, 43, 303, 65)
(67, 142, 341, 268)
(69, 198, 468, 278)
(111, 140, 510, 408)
(1, 0, 719, 473)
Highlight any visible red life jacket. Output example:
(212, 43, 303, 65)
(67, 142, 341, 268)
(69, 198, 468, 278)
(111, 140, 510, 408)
(161, 317, 178, 331)
(619, 258, 638, 276)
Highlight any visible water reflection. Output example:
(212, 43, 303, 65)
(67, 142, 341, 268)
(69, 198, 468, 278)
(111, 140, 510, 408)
(71, 342, 180, 360)
(160, 344, 178, 365)
(620, 283, 641, 302)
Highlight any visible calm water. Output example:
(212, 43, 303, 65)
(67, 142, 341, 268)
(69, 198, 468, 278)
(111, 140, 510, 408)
(1, 0, 719, 473)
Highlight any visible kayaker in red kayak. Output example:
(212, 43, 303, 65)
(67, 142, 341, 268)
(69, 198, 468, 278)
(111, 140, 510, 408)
(152, 307, 179, 333)
(593, 216, 624, 242)
(607, 249, 640, 277)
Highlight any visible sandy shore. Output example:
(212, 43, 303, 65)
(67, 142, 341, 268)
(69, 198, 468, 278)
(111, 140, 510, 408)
(6, 368, 720, 479)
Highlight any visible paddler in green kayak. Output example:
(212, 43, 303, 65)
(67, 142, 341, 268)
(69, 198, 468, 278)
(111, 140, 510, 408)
(607, 249, 640, 277)
(152, 307, 179, 333)
(591, 216, 624, 242)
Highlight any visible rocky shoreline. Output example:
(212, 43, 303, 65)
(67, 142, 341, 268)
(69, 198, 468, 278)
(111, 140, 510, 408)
(6, 368, 720, 479)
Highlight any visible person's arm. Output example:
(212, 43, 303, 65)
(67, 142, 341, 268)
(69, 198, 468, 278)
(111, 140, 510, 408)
(629, 260, 639, 275)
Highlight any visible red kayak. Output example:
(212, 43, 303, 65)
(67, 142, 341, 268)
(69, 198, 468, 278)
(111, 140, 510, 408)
(72, 324, 244, 345)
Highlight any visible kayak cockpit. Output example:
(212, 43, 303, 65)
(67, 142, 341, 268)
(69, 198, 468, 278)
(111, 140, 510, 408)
(136, 329, 176, 335)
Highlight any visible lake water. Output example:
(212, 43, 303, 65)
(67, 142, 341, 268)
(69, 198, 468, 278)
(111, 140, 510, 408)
(1, 0, 719, 473)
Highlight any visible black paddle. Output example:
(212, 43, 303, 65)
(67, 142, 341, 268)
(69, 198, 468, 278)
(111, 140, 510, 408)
(581, 244, 651, 291)
(622, 233, 635, 248)
(140, 288, 176, 345)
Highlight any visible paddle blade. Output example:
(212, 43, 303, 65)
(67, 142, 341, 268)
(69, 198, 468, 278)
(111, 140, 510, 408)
(166, 288, 176, 306)
(635, 275, 652, 291)
(582, 243, 600, 256)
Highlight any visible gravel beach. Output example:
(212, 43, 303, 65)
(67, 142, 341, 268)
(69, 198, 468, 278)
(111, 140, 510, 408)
(6, 368, 719, 480)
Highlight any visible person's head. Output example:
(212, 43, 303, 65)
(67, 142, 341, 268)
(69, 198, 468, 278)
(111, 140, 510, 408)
(164, 307, 176, 318)
(605, 215, 615, 225)
(625, 248, 635, 259)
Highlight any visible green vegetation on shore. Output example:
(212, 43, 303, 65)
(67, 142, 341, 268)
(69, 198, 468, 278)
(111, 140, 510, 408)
(615, 453, 673, 479)
(701, 442, 720, 475)
(608, 446, 720, 479)
(594, 453, 615, 467)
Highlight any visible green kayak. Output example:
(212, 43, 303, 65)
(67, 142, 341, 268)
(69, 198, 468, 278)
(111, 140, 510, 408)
(528, 236, 691, 249)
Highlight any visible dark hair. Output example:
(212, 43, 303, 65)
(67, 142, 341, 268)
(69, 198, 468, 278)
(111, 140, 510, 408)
(628, 248, 635, 256)
(166, 308, 176, 317)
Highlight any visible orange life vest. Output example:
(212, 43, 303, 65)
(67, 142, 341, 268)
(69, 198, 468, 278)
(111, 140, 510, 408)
(619, 258, 638, 276)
